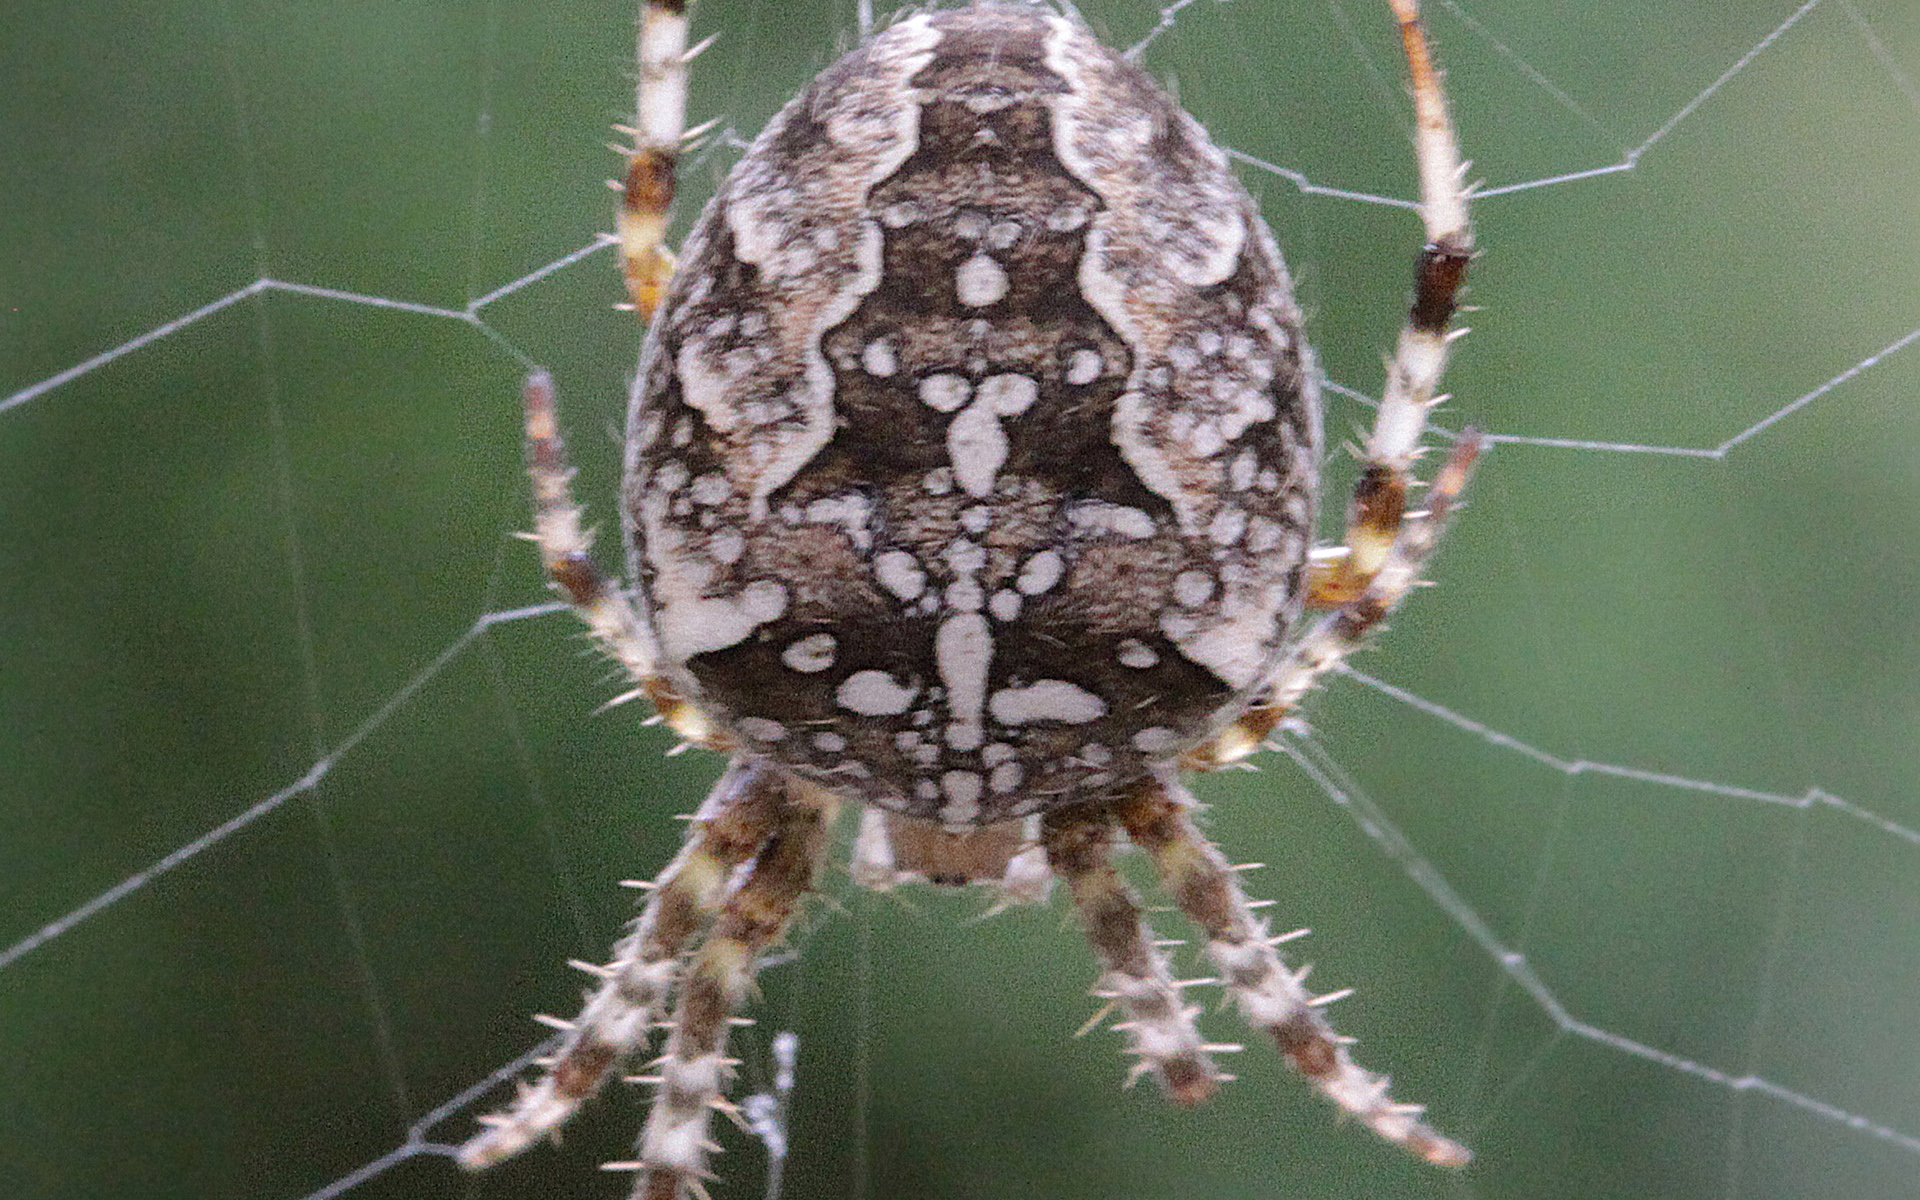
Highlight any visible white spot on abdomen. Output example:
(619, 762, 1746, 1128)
(861, 337, 899, 376)
(947, 402, 1009, 498)
(1016, 550, 1065, 595)
(708, 529, 745, 564)
(1132, 727, 1179, 754)
(1173, 570, 1215, 607)
(805, 492, 874, 551)
(988, 680, 1108, 725)
(737, 717, 788, 742)
(873, 549, 927, 600)
(955, 251, 1008, 307)
(781, 633, 838, 673)
(1229, 449, 1257, 490)
(1066, 347, 1104, 385)
(936, 613, 992, 749)
(1044, 204, 1089, 232)
(690, 472, 732, 506)
(1208, 507, 1248, 546)
(919, 373, 973, 412)
(837, 670, 918, 716)
(940, 770, 983, 824)
(976, 373, 1038, 416)
(881, 199, 924, 228)
(654, 577, 789, 661)
(1067, 501, 1156, 539)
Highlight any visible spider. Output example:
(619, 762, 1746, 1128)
(461, 1, 1481, 1195)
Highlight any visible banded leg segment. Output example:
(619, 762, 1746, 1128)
(631, 785, 837, 1200)
(1042, 805, 1223, 1106)
(1189, 0, 1479, 769)
(1314, 0, 1473, 609)
(458, 761, 785, 1170)
(1255, 431, 1479, 725)
(524, 369, 659, 686)
(620, 0, 697, 322)
(523, 370, 726, 750)
(1117, 777, 1469, 1167)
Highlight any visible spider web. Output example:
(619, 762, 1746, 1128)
(3, 1, 1917, 1198)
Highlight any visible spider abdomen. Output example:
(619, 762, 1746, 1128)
(626, 2, 1321, 825)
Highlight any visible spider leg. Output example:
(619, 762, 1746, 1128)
(457, 759, 787, 1170)
(524, 369, 655, 680)
(1248, 429, 1479, 726)
(1043, 804, 1224, 1105)
(625, 781, 837, 1200)
(1186, 0, 1479, 769)
(1117, 773, 1470, 1167)
(523, 370, 729, 752)
(619, 0, 700, 322)
(1314, 0, 1472, 608)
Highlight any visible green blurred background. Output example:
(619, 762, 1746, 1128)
(4, 1, 1917, 1198)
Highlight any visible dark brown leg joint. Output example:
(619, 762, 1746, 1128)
(1409, 242, 1472, 333)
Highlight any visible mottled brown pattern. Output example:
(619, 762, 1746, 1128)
(627, 5, 1315, 830)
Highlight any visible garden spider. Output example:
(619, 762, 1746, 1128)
(461, 1, 1480, 1195)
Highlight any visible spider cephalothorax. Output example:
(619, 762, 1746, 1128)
(465, 3, 1480, 1196)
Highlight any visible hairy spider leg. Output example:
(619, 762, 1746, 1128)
(619, 0, 704, 322)
(458, 762, 789, 1169)
(620, 786, 835, 1200)
(1188, 0, 1480, 769)
(1117, 774, 1471, 1166)
(1043, 803, 1228, 1106)
(522, 370, 726, 751)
